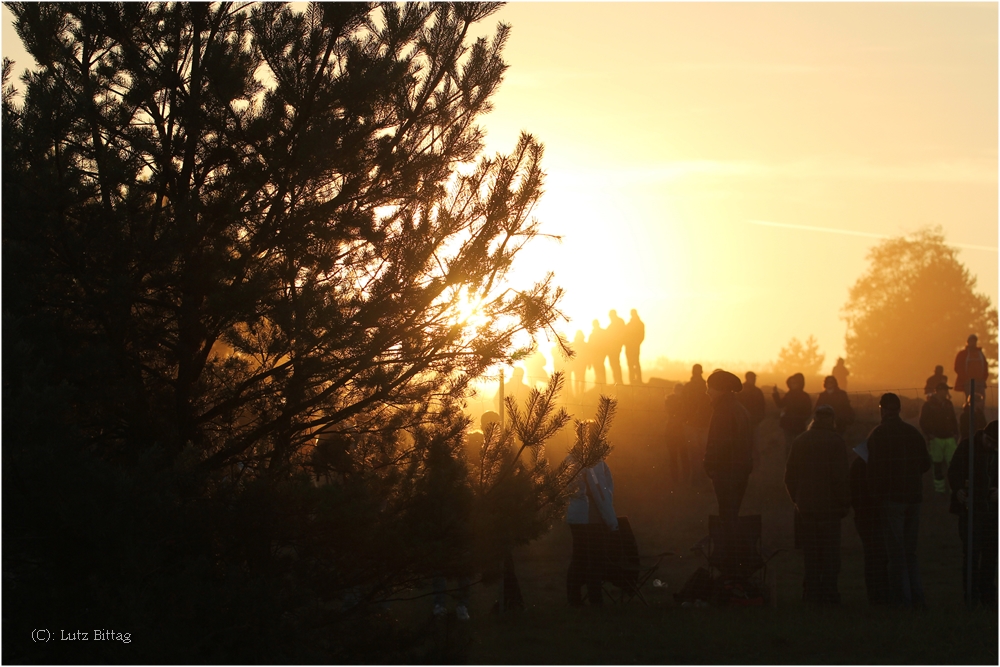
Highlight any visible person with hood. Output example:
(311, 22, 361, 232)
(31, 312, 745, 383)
(919, 383, 959, 494)
(947, 420, 998, 606)
(785, 405, 851, 604)
(954, 334, 989, 399)
(704, 370, 754, 519)
(565, 449, 618, 606)
(773, 373, 813, 457)
(866, 393, 931, 609)
(815, 375, 854, 436)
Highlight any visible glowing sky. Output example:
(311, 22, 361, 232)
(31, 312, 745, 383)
(476, 2, 998, 368)
(4, 3, 997, 370)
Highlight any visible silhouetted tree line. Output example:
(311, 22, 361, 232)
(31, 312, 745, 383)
(2, 3, 608, 662)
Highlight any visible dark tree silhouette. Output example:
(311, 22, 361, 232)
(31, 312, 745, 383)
(842, 227, 997, 387)
(3, 3, 567, 662)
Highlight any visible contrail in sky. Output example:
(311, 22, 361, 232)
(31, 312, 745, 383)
(746, 219, 998, 252)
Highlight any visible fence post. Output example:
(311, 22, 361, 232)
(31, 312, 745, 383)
(966, 379, 976, 608)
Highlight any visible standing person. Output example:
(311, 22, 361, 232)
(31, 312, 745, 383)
(683, 364, 713, 484)
(704, 370, 753, 572)
(587, 320, 608, 388)
(785, 405, 851, 604)
(947, 421, 998, 607)
(832, 357, 850, 391)
(704, 370, 753, 520)
(565, 452, 619, 606)
(924, 365, 949, 398)
(624, 309, 645, 385)
(738, 371, 767, 466)
(664, 383, 691, 485)
(773, 373, 813, 458)
(866, 393, 931, 609)
(737, 371, 767, 429)
(815, 376, 854, 436)
(919, 383, 959, 494)
(850, 440, 889, 604)
(605, 310, 627, 386)
(954, 334, 989, 400)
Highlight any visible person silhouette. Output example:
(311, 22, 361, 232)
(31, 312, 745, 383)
(498, 367, 531, 412)
(524, 349, 550, 388)
(773, 373, 813, 458)
(832, 358, 849, 391)
(683, 364, 712, 484)
(815, 376, 854, 435)
(924, 365, 949, 398)
(551, 338, 567, 390)
(606, 310, 626, 386)
(664, 383, 691, 485)
(624, 309, 645, 385)
(588, 320, 608, 387)
(569, 330, 588, 395)
(955, 334, 989, 400)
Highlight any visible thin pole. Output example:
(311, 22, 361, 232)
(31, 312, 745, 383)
(967, 379, 976, 608)
(498, 368, 505, 613)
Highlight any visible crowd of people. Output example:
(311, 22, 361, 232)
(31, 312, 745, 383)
(551, 309, 646, 393)
(563, 332, 996, 611)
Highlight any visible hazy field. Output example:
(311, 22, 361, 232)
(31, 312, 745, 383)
(393, 385, 998, 664)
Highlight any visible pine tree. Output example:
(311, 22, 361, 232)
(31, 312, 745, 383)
(3, 3, 568, 661)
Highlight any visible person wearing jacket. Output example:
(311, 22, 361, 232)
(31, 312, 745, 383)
(850, 441, 889, 604)
(814, 375, 854, 436)
(773, 373, 813, 458)
(866, 393, 931, 608)
(919, 383, 959, 494)
(704, 370, 753, 520)
(954, 334, 989, 399)
(785, 405, 851, 604)
(947, 420, 998, 606)
(565, 455, 618, 606)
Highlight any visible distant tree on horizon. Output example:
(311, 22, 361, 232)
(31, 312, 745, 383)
(842, 227, 997, 388)
(770, 335, 826, 380)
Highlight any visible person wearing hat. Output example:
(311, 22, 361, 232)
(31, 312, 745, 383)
(704, 369, 754, 520)
(954, 334, 989, 400)
(919, 382, 960, 494)
(784, 404, 851, 604)
(866, 393, 931, 609)
(947, 420, 998, 606)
